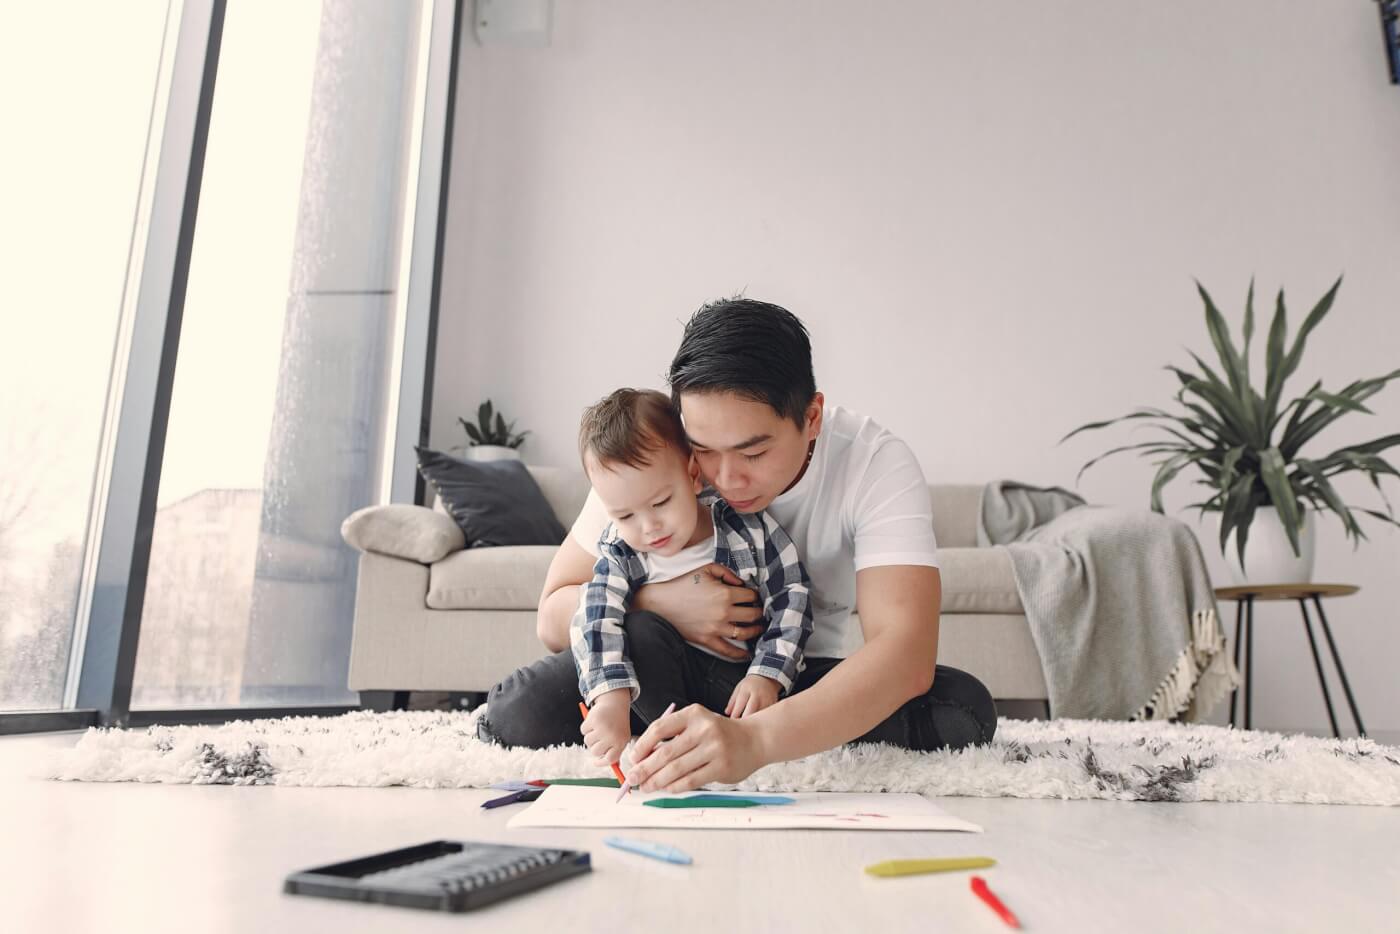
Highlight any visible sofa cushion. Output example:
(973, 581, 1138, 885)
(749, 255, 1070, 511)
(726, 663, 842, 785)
(937, 546, 1023, 614)
(416, 447, 567, 548)
(929, 484, 982, 549)
(341, 504, 466, 564)
(427, 545, 559, 610)
(425, 543, 1021, 614)
(527, 465, 592, 527)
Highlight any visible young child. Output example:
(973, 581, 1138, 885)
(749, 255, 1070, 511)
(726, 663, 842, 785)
(573, 388, 813, 769)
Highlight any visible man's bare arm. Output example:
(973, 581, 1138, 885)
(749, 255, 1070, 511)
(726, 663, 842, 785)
(744, 565, 941, 763)
(536, 536, 597, 652)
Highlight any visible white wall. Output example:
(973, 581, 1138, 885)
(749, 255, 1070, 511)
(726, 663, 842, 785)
(433, 0, 1400, 735)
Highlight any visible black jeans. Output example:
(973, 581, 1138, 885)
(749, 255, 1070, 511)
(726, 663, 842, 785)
(480, 611, 998, 752)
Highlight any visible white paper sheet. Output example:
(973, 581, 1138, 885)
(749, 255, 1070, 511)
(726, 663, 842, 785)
(505, 786, 983, 833)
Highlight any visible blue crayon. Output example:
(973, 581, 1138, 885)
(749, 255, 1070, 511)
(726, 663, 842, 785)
(604, 835, 693, 865)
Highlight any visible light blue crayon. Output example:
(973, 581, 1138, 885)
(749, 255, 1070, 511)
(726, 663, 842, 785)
(604, 835, 693, 865)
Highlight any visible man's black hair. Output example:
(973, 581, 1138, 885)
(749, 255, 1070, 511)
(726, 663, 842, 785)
(667, 298, 817, 429)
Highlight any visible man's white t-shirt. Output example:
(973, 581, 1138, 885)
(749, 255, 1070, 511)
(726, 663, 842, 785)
(569, 405, 939, 659)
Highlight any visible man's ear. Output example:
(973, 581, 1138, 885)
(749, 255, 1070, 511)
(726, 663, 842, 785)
(805, 391, 825, 442)
(688, 452, 704, 493)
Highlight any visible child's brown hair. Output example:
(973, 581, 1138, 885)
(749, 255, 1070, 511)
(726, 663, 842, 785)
(578, 388, 690, 473)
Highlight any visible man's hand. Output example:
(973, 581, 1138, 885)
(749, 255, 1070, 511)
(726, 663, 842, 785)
(725, 674, 780, 719)
(579, 689, 631, 766)
(625, 703, 769, 793)
(634, 563, 764, 661)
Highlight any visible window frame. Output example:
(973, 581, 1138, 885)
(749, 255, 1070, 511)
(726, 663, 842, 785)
(1, 0, 462, 735)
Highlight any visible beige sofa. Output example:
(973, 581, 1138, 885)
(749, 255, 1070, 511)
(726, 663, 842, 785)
(342, 467, 1048, 705)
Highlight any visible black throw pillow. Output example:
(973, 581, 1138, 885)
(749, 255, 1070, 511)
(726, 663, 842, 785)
(415, 447, 567, 548)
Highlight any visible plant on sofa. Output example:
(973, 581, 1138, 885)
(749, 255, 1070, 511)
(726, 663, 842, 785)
(1062, 277, 1400, 568)
(454, 399, 529, 460)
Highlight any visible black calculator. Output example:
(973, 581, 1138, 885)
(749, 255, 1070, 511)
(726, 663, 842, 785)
(283, 840, 591, 912)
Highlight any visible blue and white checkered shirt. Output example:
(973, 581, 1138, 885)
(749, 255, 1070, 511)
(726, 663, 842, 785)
(571, 489, 813, 705)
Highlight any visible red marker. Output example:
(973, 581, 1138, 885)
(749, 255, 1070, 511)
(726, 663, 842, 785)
(970, 876, 1021, 929)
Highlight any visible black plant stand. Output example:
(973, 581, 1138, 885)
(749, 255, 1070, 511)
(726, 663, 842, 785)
(1215, 584, 1366, 738)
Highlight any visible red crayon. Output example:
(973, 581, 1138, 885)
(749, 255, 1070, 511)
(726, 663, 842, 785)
(970, 876, 1021, 930)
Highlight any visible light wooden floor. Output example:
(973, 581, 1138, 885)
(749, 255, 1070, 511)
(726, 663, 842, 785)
(4, 730, 1397, 934)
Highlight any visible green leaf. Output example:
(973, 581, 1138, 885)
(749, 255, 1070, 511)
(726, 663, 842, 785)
(1293, 459, 1362, 542)
(1291, 376, 1400, 450)
(1218, 445, 1245, 491)
(1153, 422, 1222, 456)
(1258, 447, 1303, 556)
(494, 412, 509, 442)
(1241, 279, 1255, 386)
(1150, 452, 1203, 513)
(1352, 507, 1400, 532)
(1332, 448, 1400, 476)
(1184, 491, 1225, 519)
(1180, 357, 1258, 443)
(463, 422, 483, 444)
(1272, 379, 1322, 440)
(1174, 393, 1232, 444)
(1075, 442, 1190, 484)
(1263, 287, 1289, 411)
(1280, 374, 1400, 458)
(1265, 277, 1342, 427)
(1059, 408, 1177, 444)
(1305, 389, 1373, 416)
(1250, 389, 1270, 449)
(1332, 432, 1400, 459)
(1280, 277, 1343, 390)
(478, 401, 493, 432)
(1362, 468, 1396, 517)
(1326, 450, 1400, 477)
(1218, 472, 1259, 564)
(1197, 281, 1250, 402)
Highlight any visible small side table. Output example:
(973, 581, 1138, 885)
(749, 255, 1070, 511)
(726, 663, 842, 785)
(1214, 584, 1366, 737)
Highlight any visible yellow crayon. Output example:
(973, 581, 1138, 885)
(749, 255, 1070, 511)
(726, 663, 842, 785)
(864, 857, 997, 877)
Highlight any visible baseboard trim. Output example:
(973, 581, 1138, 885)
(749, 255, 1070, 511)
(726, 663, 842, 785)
(0, 709, 100, 735)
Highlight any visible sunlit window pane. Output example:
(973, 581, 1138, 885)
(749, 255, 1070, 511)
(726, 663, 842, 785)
(131, 1, 425, 707)
(0, 2, 169, 712)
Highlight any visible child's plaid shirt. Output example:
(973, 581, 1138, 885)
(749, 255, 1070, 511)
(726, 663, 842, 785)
(570, 489, 813, 705)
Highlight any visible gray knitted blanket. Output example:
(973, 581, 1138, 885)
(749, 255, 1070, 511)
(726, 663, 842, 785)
(977, 480, 1238, 722)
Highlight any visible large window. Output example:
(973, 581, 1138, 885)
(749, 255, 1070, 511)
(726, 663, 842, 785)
(132, 1, 429, 707)
(0, 2, 171, 711)
(1, 0, 454, 725)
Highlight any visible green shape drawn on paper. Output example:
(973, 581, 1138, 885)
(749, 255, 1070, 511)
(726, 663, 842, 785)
(645, 795, 764, 809)
(541, 778, 622, 788)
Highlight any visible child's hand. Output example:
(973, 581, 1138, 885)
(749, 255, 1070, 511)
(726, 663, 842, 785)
(725, 674, 780, 719)
(580, 689, 632, 765)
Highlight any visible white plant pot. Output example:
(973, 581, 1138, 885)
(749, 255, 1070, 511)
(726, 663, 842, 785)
(1215, 506, 1316, 586)
(461, 445, 521, 463)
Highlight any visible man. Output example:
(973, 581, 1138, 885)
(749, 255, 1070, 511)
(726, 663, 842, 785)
(481, 298, 996, 792)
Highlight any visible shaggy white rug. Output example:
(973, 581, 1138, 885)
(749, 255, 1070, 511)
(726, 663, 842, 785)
(43, 708, 1400, 806)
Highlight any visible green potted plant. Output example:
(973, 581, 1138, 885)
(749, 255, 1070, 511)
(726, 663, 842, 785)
(454, 399, 530, 463)
(1062, 277, 1399, 585)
